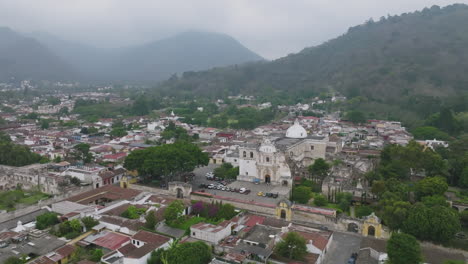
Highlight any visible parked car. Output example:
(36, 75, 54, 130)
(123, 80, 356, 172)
(257, 191, 264, 196)
(347, 253, 358, 264)
(244, 190, 251, 195)
(217, 185, 223, 190)
(266, 193, 273, 197)
(207, 184, 214, 189)
(272, 193, 279, 198)
(239, 188, 246, 194)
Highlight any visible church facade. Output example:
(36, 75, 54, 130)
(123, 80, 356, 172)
(238, 120, 334, 186)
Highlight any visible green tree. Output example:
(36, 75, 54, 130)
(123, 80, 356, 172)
(460, 210, 468, 228)
(345, 110, 366, 124)
(40, 119, 50, 129)
(218, 203, 236, 220)
(274, 232, 308, 260)
(308, 158, 330, 182)
(121, 205, 146, 219)
(403, 203, 461, 243)
(387, 233, 422, 264)
(355, 205, 373, 218)
(4, 257, 23, 264)
(124, 142, 209, 183)
(72, 143, 93, 163)
(292, 186, 312, 204)
(110, 127, 128, 138)
(145, 210, 157, 229)
(36, 212, 59, 230)
(412, 126, 450, 140)
(336, 192, 353, 212)
(421, 195, 448, 207)
(166, 241, 211, 264)
(89, 249, 103, 262)
(313, 194, 327, 206)
(164, 200, 185, 224)
(81, 216, 99, 230)
(443, 260, 465, 264)
(415, 176, 448, 199)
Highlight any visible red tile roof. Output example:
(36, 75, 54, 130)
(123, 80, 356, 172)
(132, 230, 171, 245)
(93, 232, 131, 250)
(55, 244, 76, 257)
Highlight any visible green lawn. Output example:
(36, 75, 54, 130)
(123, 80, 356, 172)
(0, 190, 51, 211)
(169, 216, 224, 230)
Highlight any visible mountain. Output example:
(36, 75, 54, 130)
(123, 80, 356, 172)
(0, 27, 76, 81)
(32, 31, 263, 81)
(156, 4, 468, 121)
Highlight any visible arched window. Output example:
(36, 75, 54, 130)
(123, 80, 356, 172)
(311, 145, 315, 150)
(243, 151, 246, 158)
(250, 152, 254, 158)
(266, 157, 270, 163)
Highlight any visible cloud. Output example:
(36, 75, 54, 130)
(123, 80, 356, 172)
(0, 0, 466, 59)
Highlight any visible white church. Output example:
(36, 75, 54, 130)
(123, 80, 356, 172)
(237, 120, 339, 186)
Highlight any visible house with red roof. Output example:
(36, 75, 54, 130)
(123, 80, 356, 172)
(101, 230, 172, 264)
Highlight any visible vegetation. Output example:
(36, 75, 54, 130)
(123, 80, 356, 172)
(124, 141, 209, 183)
(51, 219, 83, 239)
(213, 163, 239, 179)
(164, 200, 185, 225)
(147, 241, 211, 264)
(308, 158, 330, 182)
(144, 210, 157, 229)
(291, 186, 312, 204)
(274, 232, 308, 261)
(81, 216, 99, 230)
(71, 143, 93, 163)
(0, 189, 50, 211)
(35, 212, 59, 230)
(121, 205, 147, 219)
(313, 194, 327, 207)
(0, 132, 42, 166)
(4, 257, 24, 264)
(387, 233, 422, 264)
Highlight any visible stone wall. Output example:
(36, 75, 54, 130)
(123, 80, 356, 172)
(0, 185, 93, 223)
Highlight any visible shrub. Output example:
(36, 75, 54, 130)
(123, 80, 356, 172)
(313, 194, 327, 207)
(36, 212, 59, 230)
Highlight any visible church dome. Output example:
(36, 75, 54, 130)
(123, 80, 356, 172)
(285, 119, 307, 139)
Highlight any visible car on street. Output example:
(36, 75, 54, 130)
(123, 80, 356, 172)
(239, 188, 246, 194)
(207, 184, 214, 189)
(272, 193, 278, 198)
(257, 191, 264, 196)
(244, 190, 251, 195)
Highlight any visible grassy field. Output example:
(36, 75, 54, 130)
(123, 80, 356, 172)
(0, 189, 51, 211)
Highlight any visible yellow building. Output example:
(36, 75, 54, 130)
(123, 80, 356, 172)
(276, 199, 292, 221)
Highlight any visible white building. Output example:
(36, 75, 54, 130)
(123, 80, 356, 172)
(237, 120, 330, 186)
(190, 220, 232, 244)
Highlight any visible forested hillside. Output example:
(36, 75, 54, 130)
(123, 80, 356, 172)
(156, 4, 468, 127)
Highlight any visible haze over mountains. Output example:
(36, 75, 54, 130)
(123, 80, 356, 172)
(0, 29, 263, 82)
(159, 4, 468, 103)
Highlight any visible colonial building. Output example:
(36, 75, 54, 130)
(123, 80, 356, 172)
(238, 120, 335, 186)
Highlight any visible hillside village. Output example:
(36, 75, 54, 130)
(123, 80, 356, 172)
(1, 82, 466, 264)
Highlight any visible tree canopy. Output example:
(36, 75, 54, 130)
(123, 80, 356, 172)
(124, 141, 208, 182)
(387, 233, 422, 264)
(0, 132, 42, 166)
(274, 232, 308, 261)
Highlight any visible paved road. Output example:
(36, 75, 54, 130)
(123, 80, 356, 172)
(191, 165, 290, 204)
(323, 231, 362, 264)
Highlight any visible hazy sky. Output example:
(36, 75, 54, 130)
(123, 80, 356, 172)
(1, 0, 467, 59)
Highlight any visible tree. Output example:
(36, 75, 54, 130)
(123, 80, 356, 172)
(121, 205, 146, 219)
(4, 257, 23, 264)
(355, 205, 373, 218)
(81, 216, 99, 230)
(124, 142, 209, 183)
(218, 203, 236, 220)
(292, 186, 312, 204)
(371, 180, 386, 199)
(336, 192, 353, 212)
(387, 233, 422, 264)
(421, 195, 448, 207)
(72, 143, 93, 163)
(40, 119, 50, 129)
(415, 176, 448, 199)
(345, 110, 366, 124)
(443, 260, 465, 264)
(308, 158, 330, 181)
(89, 249, 104, 262)
(145, 210, 157, 229)
(164, 200, 185, 224)
(313, 194, 327, 206)
(403, 203, 461, 243)
(412, 126, 450, 140)
(36, 212, 59, 230)
(275, 232, 308, 260)
(460, 210, 468, 228)
(110, 127, 128, 138)
(167, 241, 211, 264)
